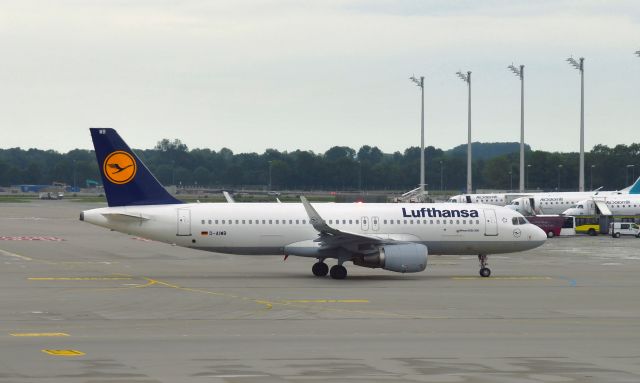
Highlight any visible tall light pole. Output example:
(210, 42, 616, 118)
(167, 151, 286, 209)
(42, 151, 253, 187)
(590, 164, 595, 191)
(567, 56, 585, 191)
(268, 161, 273, 191)
(439, 160, 443, 191)
(508, 63, 525, 192)
(626, 164, 635, 185)
(456, 70, 472, 193)
(409, 75, 425, 198)
(557, 164, 563, 191)
(526, 164, 532, 190)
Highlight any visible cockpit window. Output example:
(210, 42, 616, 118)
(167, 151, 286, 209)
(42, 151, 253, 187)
(577, 205, 583, 209)
(514, 201, 519, 205)
(518, 217, 527, 225)
(512, 217, 519, 225)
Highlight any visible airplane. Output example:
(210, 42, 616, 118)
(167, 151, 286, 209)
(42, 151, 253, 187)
(562, 195, 640, 217)
(448, 178, 640, 210)
(80, 128, 547, 279)
(506, 183, 640, 215)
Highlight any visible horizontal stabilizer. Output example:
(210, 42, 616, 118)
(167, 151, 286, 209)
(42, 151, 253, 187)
(101, 212, 150, 221)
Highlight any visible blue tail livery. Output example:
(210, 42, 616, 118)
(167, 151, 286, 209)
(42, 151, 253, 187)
(91, 128, 181, 207)
(628, 176, 640, 194)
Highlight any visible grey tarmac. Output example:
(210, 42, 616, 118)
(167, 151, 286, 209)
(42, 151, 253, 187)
(1, 200, 639, 382)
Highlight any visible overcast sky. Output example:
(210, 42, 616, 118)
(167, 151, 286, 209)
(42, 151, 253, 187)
(1, 0, 638, 154)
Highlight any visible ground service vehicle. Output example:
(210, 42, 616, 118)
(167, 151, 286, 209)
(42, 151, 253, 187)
(609, 222, 640, 238)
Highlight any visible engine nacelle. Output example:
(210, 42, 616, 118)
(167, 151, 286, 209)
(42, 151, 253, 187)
(353, 243, 427, 273)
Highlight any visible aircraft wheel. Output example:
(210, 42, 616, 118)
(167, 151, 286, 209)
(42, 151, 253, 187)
(479, 267, 491, 278)
(312, 261, 329, 277)
(329, 265, 347, 280)
(547, 231, 555, 238)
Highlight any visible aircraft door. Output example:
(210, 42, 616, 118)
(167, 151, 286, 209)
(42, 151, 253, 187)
(177, 208, 191, 236)
(372, 216, 380, 232)
(483, 209, 498, 236)
(361, 216, 370, 231)
(465, 196, 472, 203)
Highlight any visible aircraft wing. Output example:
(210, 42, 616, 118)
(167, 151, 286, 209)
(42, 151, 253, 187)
(101, 211, 150, 222)
(300, 196, 394, 250)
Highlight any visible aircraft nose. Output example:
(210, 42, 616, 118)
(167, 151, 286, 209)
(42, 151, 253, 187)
(532, 224, 547, 243)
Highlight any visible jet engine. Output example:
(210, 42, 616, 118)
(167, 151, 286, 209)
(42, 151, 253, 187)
(353, 243, 427, 273)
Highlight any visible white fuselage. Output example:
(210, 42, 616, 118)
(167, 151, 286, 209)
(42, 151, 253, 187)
(82, 202, 546, 256)
(563, 196, 640, 216)
(506, 191, 630, 215)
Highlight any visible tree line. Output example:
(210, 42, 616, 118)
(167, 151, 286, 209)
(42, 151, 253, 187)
(0, 139, 638, 193)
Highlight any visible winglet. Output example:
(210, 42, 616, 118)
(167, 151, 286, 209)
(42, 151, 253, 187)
(300, 196, 337, 235)
(223, 191, 235, 203)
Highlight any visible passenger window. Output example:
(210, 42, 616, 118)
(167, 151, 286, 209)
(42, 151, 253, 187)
(462, 220, 466, 224)
(450, 220, 453, 224)
(296, 220, 299, 224)
(201, 220, 205, 224)
(437, 220, 440, 224)
(222, 220, 225, 224)
(443, 220, 446, 225)
(343, 220, 346, 224)
(235, 220, 239, 224)
(397, 220, 400, 224)
(208, 220, 212, 224)
(215, 220, 219, 224)
(302, 220, 306, 224)
(349, 220, 353, 224)
(456, 220, 460, 224)
(242, 220, 245, 224)
(389, 220, 393, 225)
(262, 220, 266, 224)
(384, 220, 387, 224)
(476, 220, 480, 224)
(275, 220, 279, 224)
(356, 220, 359, 224)
(249, 220, 252, 224)
(430, 220, 433, 224)
(403, 220, 407, 224)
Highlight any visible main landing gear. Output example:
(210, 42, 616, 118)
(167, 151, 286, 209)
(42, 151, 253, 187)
(478, 254, 491, 278)
(329, 264, 347, 280)
(311, 260, 347, 279)
(312, 261, 329, 277)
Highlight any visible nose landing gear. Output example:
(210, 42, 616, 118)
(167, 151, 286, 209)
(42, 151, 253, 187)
(478, 254, 491, 278)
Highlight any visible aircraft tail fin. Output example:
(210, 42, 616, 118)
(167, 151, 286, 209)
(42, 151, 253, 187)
(90, 128, 181, 207)
(628, 176, 640, 194)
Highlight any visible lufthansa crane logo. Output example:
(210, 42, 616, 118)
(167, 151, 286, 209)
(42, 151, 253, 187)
(103, 151, 137, 184)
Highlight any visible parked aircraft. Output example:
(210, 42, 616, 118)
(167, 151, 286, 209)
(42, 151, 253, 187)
(563, 195, 640, 216)
(448, 178, 640, 212)
(80, 128, 546, 279)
